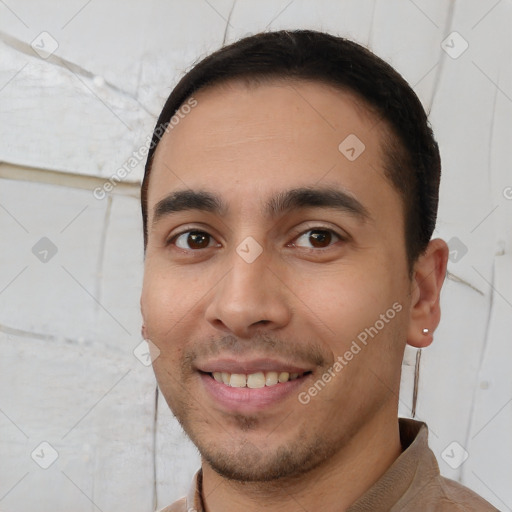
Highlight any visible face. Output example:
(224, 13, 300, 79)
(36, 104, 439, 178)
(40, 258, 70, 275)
(141, 80, 414, 482)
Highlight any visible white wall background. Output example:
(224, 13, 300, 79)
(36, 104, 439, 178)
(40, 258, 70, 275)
(1, 1, 511, 510)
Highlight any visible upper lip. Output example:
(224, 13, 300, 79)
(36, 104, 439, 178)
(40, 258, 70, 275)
(196, 358, 312, 375)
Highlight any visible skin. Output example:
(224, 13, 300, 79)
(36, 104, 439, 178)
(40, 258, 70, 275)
(141, 79, 448, 512)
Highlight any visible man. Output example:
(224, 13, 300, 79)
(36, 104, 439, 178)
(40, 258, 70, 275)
(140, 30, 497, 511)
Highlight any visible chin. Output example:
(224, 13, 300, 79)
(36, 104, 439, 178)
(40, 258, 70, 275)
(196, 428, 330, 482)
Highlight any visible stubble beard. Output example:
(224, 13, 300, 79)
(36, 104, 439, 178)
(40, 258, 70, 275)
(165, 377, 349, 483)
(158, 334, 347, 483)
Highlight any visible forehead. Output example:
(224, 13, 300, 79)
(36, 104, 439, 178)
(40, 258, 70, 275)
(147, 79, 398, 222)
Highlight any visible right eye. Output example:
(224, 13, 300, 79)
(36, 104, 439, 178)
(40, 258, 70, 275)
(171, 230, 219, 250)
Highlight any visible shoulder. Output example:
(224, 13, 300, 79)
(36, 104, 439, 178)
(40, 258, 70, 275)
(157, 496, 188, 512)
(414, 476, 500, 511)
(438, 476, 500, 511)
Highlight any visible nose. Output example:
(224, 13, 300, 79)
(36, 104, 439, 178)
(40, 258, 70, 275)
(204, 247, 292, 338)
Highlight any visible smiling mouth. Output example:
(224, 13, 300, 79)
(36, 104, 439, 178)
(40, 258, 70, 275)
(204, 370, 312, 388)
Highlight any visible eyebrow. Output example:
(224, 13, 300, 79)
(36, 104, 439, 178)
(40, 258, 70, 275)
(151, 186, 371, 227)
(265, 187, 370, 221)
(153, 190, 226, 225)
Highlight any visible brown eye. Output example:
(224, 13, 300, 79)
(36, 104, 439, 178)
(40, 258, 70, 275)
(309, 230, 332, 248)
(174, 230, 214, 250)
(294, 228, 341, 249)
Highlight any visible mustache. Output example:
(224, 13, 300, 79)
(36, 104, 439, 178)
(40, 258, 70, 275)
(182, 333, 329, 369)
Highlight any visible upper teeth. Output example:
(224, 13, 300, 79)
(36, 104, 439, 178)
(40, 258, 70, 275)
(212, 371, 300, 388)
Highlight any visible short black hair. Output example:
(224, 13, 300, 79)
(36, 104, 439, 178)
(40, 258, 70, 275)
(142, 30, 441, 272)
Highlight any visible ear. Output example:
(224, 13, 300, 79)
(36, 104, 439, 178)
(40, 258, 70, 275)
(407, 238, 449, 348)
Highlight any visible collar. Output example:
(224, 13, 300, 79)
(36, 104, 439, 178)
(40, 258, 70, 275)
(347, 418, 438, 510)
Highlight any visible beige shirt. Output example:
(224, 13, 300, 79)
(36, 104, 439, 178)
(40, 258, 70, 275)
(160, 419, 498, 511)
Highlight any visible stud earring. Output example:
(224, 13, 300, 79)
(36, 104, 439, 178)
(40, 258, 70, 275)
(422, 328, 429, 335)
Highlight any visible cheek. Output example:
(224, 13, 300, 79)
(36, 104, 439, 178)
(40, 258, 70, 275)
(141, 269, 188, 350)
(290, 260, 407, 375)
(142, 274, 189, 393)
(142, 259, 203, 324)
(141, 276, 173, 334)
(141, 262, 219, 372)
(292, 265, 390, 332)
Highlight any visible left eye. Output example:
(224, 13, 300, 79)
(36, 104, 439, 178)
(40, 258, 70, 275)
(293, 229, 342, 249)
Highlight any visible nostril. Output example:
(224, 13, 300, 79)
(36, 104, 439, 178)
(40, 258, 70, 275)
(253, 320, 271, 326)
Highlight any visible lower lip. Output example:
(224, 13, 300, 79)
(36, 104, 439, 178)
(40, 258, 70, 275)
(200, 373, 310, 413)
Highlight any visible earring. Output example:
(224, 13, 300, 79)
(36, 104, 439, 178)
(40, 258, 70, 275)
(411, 348, 422, 418)
(422, 328, 429, 335)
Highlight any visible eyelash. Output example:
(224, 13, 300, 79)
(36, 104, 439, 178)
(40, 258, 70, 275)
(167, 226, 345, 252)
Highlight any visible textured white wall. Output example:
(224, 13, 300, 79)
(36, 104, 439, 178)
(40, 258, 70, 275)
(1, 1, 511, 511)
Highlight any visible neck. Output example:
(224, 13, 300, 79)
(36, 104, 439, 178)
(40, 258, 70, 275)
(201, 413, 402, 512)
